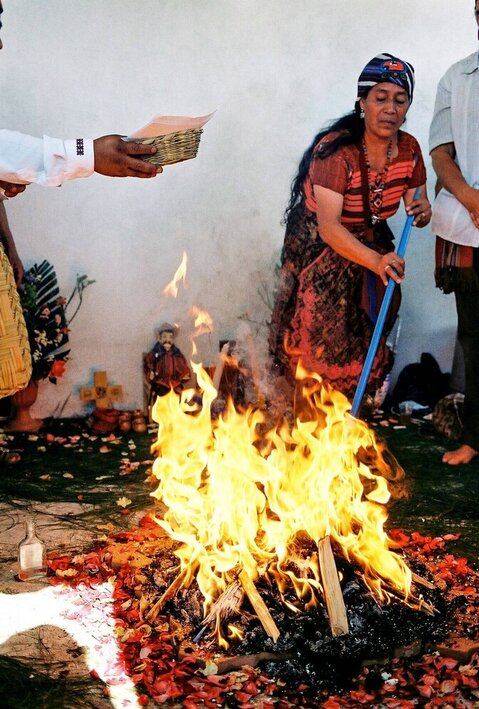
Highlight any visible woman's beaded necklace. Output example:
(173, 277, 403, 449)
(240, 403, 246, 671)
(361, 138, 393, 225)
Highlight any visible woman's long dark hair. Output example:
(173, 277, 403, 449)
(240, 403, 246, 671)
(283, 101, 364, 229)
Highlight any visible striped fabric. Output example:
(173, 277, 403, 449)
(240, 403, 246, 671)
(435, 235, 479, 294)
(436, 237, 473, 270)
(304, 131, 426, 223)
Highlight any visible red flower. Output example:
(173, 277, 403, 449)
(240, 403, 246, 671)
(49, 359, 66, 380)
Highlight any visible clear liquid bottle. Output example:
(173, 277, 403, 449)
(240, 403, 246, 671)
(17, 518, 47, 581)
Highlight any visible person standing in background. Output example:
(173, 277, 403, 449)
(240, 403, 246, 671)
(429, 0, 479, 465)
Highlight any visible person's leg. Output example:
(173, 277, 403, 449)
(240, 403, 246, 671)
(443, 291, 479, 465)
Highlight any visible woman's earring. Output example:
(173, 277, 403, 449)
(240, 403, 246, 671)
(360, 110, 365, 119)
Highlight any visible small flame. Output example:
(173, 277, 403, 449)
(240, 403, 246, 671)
(188, 306, 215, 362)
(163, 252, 188, 298)
(150, 362, 413, 641)
(227, 624, 243, 641)
(190, 305, 214, 334)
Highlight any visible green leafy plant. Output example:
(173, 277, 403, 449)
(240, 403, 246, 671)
(20, 261, 94, 383)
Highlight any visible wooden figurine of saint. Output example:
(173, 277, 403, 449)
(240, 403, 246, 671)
(144, 323, 191, 406)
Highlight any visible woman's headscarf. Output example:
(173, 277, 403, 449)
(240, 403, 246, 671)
(357, 52, 415, 102)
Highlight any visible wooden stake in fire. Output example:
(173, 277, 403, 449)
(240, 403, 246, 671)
(239, 569, 280, 643)
(145, 567, 189, 623)
(193, 578, 244, 642)
(317, 536, 349, 636)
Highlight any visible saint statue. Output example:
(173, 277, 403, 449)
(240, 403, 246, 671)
(144, 323, 191, 407)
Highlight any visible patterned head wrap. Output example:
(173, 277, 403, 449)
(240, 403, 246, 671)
(357, 53, 415, 102)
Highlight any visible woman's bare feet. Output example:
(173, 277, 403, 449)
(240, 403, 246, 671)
(443, 444, 478, 465)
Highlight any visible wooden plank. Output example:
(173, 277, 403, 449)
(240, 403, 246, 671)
(412, 571, 435, 590)
(317, 536, 349, 636)
(239, 570, 280, 643)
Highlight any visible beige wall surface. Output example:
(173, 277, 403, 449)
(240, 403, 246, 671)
(0, 0, 475, 415)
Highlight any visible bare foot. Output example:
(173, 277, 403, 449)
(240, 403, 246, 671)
(442, 444, 478, 465)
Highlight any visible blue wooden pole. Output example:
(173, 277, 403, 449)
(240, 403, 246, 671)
(350, 188, 421, 417)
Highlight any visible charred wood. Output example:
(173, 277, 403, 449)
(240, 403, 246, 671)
(145, 566, 189, 622)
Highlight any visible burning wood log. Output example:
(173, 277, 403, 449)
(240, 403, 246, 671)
(317, 536, 349, 636)
(380, 576, 436, 615)
(193, 579, 244, 641)
(202, 579, 244, 626)
(239, 570, 280, 643)
(404, 593, 436, 616)
(145, 567, 189, 623)
(201, 581, 244, 625)
(412, 571, 436, 590)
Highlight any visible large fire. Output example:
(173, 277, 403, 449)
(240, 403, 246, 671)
(149, 361, 419, 644)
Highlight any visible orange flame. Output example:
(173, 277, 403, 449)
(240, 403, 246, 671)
(150, 362, 412, 635)
(189, 305, 214, 335)
(163, 252, 188, 298)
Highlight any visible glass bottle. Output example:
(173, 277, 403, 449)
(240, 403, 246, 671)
(17, 518, 47, 581)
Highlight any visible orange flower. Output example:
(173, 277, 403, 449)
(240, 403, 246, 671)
(49, 359, 67, 380)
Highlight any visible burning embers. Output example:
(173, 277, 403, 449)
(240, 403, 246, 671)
(148, 363, 437, 657)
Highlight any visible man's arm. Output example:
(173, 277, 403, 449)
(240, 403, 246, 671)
(0, 201, 23, 285)
(431, 143, 479, 229)
(0, 130, 161, 188)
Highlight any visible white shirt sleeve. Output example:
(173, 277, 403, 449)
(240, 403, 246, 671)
(0, 130, 95, 186)
(429, 70, 454, 154)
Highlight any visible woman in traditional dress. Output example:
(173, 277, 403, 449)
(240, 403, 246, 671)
(269, 53, 431, 400)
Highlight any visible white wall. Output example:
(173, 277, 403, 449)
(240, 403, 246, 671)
(1, 0, 476, 416)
